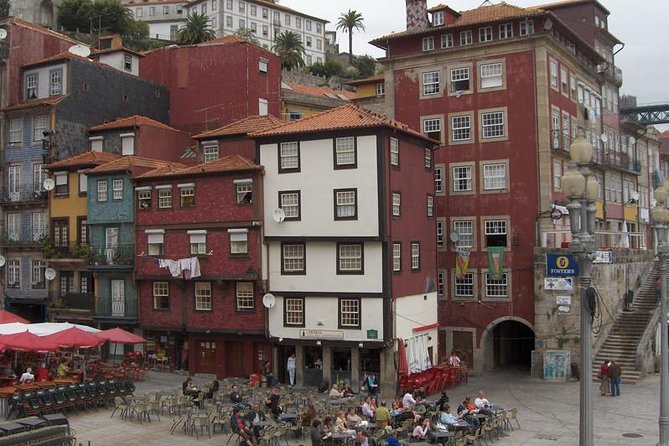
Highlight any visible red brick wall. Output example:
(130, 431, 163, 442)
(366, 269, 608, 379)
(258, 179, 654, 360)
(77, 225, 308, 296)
(136, 126, 193, 162)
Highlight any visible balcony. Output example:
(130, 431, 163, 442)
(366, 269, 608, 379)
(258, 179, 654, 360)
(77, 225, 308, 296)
(550, 130, 571, 154)
(95, 295, 138, 321)
(88, 245, 135, 267)
(604, 64, 623, 87)
(49, 291, 95, 311)
(43, 242, 91, 262)
(0, 230, 44, 249)
(598, 149, 641, 175)
(0, 186, 48, 206)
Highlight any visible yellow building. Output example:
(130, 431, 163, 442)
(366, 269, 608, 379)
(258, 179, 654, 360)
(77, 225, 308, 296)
(345, 74, 386, 115)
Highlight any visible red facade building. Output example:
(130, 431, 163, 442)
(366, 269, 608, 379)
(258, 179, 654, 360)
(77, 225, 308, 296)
(133, 154, 269, 378)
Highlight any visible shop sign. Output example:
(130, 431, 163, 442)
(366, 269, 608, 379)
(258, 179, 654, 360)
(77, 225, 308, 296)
(300, 329, 344, 339)
(366, 329, 378, 340)
(544, 277, 574, 291)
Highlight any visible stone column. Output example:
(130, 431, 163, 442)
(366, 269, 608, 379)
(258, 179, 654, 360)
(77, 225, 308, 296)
(322, 346, 332, 385)
(379, 345, 396, 400)
(350, 348, 360, 391)
(295, 346, 304, 387)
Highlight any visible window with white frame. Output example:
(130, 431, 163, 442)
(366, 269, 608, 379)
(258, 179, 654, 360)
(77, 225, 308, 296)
(553, 160, 562, 190)
(485, 272, 508, 297)
(392, 243, 401, 272)
(259, 98, 268, 116)
(202, 144, 219, 162)
(112, 179, 123, 200)
(180, 186, 195, 207)
(422, 36, 435, 51)
(451, 115, 471, 141)
(422, 71, 440, 96)
(484, 219, 507, 247)
(452, 165, 472, 192)
(499, 23, 513, 39)
(33, 115, 47, 142)
(32, 212, 46, 241)
(334, 189, 357, 220)
(424, 148, 432, 168)
(337, 243, 363, 274)
(195, 282, 212, 310)
(411, 242, 420, 270)
(284, 297, 304, 326)
(158, 188, 172, 208)
(438, 270, 446, 296)
(519, 20, 534, 36)
(279, 191, 300, 220)
(9, 118, 22, 144)
(54, 171, 67, 195)
(229, 229, 248, 255)
(227, 16, 233, 27)
(427, 195, 434, 217)
(480, 62, 503, 89)
(236, 282, 254, 310)
(137, 189, 151, 210)
(31, 260, 46, 289)
(235, 180, 253, 204)
(450, 67, 470, 92)
(392, 192, 401, 217)
(435, 165, 444, 194)
(279, 141, 299, 171)
(479, 26, 492, 42)
(560, 67, 568, 95)
(437, 219, 445, 248)
(422, 117, 442, 142)
(153, 282, 169, 309)
(549, 59, 558, 89)
(454, 272, 474, 297)
(335, 137, 356, 167)
(376, 83, 385, 96)
(78, 173, 87, 194)
(147, 231, 164, 256)
(390, 137, 399, 166)
(49, 70, 62, 96)
(454, 220, 473, 248)
(481, 111, 505, 139)
(433, 11, 444, 26)
(7, 260, 20, 288)
(460, 30, 472, 45)
(33, 164, 46, 193)
(282, 243, 305, 274)
(97, 180, 108, 202)
(339, 298, 360, 328)
(570, 75, 577, 99)
(121, 134, 135, 155)
(259, 58, 268, 73)
(7, 213, 20, 241)
(441, 33, 453, 48)
(26, 73, 38, 99)
(189, 231, 207, 255)
(483, 163, 507, 191)
(123, 54, 133, 71)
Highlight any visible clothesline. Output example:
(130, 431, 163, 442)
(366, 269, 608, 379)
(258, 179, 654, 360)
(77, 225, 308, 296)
(156, 257, 202, 279)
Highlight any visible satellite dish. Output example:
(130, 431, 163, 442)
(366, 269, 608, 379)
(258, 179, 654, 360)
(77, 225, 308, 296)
(262, 293, 276, 309)
(272, 208, 286, 223)
(543, 17, 553, 31)
(599, 133, 608, 143)
(449, 231, 460, 243)
(44, 268, 57, 281)
(0, 29, 7, 40)
(43, 178, 55, 191)
(628, 136, 636, 145)
(631, 191, 640, 202)
(0, 256, 5, 267)
(68, 44, 91, 58)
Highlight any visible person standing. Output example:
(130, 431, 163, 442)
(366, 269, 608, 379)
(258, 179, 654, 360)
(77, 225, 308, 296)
(608, 360, 622, 396)
(598, 360, 610, 396)
(287, 353, 297, 386)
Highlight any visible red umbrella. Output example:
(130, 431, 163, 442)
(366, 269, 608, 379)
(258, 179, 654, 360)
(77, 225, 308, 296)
(0, 330, 58, 352)
(43, 327, 105, 349)
(95, 328, 145, 344)
(0, 310, 28, 324)
(398, 338, 409, 377)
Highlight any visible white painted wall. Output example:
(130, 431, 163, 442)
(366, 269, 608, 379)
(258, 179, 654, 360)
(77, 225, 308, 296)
(24, 63, 68, 100)
(267, 241, 383, 293)
(268, 295, 384, 342)
(148, 22, 185, 41)
(394, 291, 439, 340)
(261, 135, 380, 238)
(95, 52, 139, 76)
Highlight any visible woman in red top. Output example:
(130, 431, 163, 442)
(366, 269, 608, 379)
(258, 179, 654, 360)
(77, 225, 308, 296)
(599, 360, 610, 396)
(36, 362, 49, 382)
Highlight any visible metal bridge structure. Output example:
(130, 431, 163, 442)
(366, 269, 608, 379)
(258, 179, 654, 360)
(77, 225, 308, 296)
(621, 103, 669, 125)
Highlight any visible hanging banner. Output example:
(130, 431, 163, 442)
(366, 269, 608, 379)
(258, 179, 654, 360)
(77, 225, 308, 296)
(487, 246, 504, 280)
(455, 247, 471, 279)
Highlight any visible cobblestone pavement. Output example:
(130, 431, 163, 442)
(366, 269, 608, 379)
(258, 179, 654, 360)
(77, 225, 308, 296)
(67, 369, 660, 446)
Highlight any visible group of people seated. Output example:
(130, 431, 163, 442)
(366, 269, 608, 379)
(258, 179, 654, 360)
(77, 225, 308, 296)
(328, 383, 356, 398)
(4, 359, 75, 385)
(182, 376, 220, 399)
(228, 387, 286, 446)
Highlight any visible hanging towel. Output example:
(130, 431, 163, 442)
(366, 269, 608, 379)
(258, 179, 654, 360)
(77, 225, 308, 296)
(189, 257, 201, 279)
(165, 259, 181, 277)
(179, 258, 192, 279)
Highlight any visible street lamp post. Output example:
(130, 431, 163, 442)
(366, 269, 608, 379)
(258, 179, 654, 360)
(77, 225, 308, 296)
(562, 130, 598, 446)
(652, 186, 669, 446)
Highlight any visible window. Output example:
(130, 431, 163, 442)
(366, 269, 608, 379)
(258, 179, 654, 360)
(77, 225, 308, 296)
(480, 62, 503, 89)
(8, 165, 20, 198)
(334, 189, 357, 220)
(560, 67, 568, 95)
(376, 83, 385, 96)
(78, 217, 88, 245)
(438, 34, 453, 49)
(49, 70, 62, 96)
(433, 11, 444, 26)
(317, 23, 322, 33)
(305, 36, 312, 48)
(422, 36, 435, 51)
(392, 243, 401, 272)
(26, 73, 38, 99)
(259, 58, 268, 73)
(279, 142, 300, 172)
(479, 26, 492, 42)
(295, 17, 301, 28)
(282, 243, 305, 274)
(31, 260, 46, 289)
(481, 111, 505, 139)
(451, 115, 471, 142)
(202, 144, 219, 162)
(435, 166, 444, 194)
(392, 192, 401, 217)
(153, 282, 169, 309)
(570, 74, 577, 99)
(149, 6, 155, 16)
(239, 0, 245, 12)
(284, 297, 304, 326)
(227, 16, 233, 27)
(262, 25, 268, 37)
(147, 231, 164, 256)
(136, 8, 143, 18)
(250, 22, 257, 33)
(499, 23, 513, 39)
(189, 230, 207, 255)
(390, 138, 399, 166)
(97, 181, 108, 202)
(438, 270, 446, 296)
(422, 117, 442, 142)
(33, 164, 46, 193)
(337, 243, 363, 274)
(427, 195, 434, 217)
(284, 14, 291, 26)
(520, 20, 534, 36)
(158, 188, 172, 208)
(236, 282, 254, 311)
(7, 260, 20, 288)
(123, 54, 132, 72)
(32, 212, 46, 241)
(121, 134, 135, 155)
(229, 229, 248, 255)
(235, 180, 253, 204)
(180, 186, 195, 207)
(78, 173, 87, 195)
(485, 272, 508, 297)
(450, 67, 470, 92)
(52, 219, 68, 248)
(484, 219, 507, 247)
(9, 118, 22, 143)
(262, 7, 268, 18)
(195, 282, 212, 311)
(201, 3, 206, 13)
(422, 71, 440, 96)
(33, 115, 47, 142)
(306, 20, 312, 31)
(112, 179, 123, 200)
(80, 274, 90, 293)
(339, 298, 361, 328)
(411, 242, 420, 270)
(424, 148, 432, 168)
(334, 137, 356, 168)
(454, 272, 474, 297)
(483, 163, 507, 191)
(460, 30, 472, 45)
(279, 191, 300, 220)
(7, 213, 19, 241)
(453, 220, 473, 248)
(226, 0, 233, 9)
(137, 189, 151, 209)
(549, 59, 558, 89)
(437, 218, 445, 249)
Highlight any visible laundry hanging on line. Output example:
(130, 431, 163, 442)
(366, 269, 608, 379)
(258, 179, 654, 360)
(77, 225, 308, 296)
(156, 257, 201, 279)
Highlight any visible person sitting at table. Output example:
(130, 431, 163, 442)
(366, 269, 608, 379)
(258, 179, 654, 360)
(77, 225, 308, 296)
(230, 384, 243, 405)
(396, 406, 415, 426)
(473, 390, 492, 417)
(385, 429, 405, 446)
(361, 396, 375, 420)
(36, 363, 49, 382)
(56, 360, 70, 378)
(412, 417, 430, 441)
(247, 402, 267, 439)
(301, 403, 317, 428)
(333, 409, 354, 434)
(265, 386, 283, 418)
(182, 377, 195, 396)
(435, 391, 450, 411)
(375, 400, 391, 428)
(263, 361, 278, 387)
(329, 383, 344, 398)
(457, 397, 480, 431)
(354, 429, 369, 446)
(310, 419, 324, 446)
(402, 390, 416, 409)
(206, 377, 219, 399)
(414, 396, 428, 414)
(342, 383, 355, 397)
(19, 367, 34, 384)
(321, 416, 333, 438)
(231, 406, 256, 446)
(448, 351, 462, 367)
(346, 407, 364, 428)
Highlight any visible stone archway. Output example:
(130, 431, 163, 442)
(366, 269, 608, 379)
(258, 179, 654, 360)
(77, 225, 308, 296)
(479, 316, 535, 372)
(39, 0, 55, 28)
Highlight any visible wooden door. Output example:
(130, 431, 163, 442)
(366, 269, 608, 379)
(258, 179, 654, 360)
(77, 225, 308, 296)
(224, 342, 244, 378)
(452, 330, 474, 369)
(197, 340, 217, 374)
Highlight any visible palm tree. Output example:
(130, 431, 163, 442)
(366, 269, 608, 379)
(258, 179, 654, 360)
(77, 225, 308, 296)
(176, 12, 216, 45)
(273, 31, 306, 71)
(336, 9, 365, 65)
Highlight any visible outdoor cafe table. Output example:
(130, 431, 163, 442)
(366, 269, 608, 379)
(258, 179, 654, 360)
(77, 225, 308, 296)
(330, 431, 356, 446)
(449, 421, 471, 432)
(279, 412, 299, 424)
(431, 430, 454, 445)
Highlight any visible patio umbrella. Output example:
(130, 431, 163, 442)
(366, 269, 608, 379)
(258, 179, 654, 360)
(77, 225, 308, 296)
(397, 338, 409, 377)
(0, 330, 59, 352)
(0, 310, 28, 324)
(43, 326, 105, 349)
(94, 328, 145, 344)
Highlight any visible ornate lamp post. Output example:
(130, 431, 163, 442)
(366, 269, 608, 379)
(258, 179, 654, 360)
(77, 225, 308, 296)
(561, 129, 598, 446)
(653, 185, 669, 446)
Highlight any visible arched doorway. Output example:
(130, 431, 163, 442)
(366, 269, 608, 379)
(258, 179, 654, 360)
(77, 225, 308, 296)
(492, 320, 534, 369)
(40, 0, 55, 28)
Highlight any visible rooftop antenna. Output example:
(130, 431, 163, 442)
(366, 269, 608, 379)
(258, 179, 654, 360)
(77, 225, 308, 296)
(479, 0, 494, 6)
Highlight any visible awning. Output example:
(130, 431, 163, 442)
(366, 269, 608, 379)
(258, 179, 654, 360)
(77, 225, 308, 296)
(413, 322, 439, 333)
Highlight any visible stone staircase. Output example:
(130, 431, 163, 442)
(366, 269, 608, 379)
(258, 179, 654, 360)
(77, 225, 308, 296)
(592, 264, 659, 384)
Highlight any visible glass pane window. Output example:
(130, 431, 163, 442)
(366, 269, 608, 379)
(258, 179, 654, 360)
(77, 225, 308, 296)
(427, 195, 434, 217)
(453, 220, 473, 248)
(280, 142, 299, 170)
(203, 145, 219, 162)
(97, 181, 108, 201)
(335, 137, 356, 166)
(49, 70, 62, 96)
(482, 111, 505, 139)
(485, 273, 508, 297)
(229, 230, 248, 254)
(390, 138, 399, 166)
(411, 242, 420, 270)
(282, 244, 305, 273)
(284, 298, 304, 326)
(392, 243, 401, 272)
(236, 282, 254, 310)
(195, 282, 212, 311)
(422, 71, 440, 95)
(338, 244, 362, 273)
(483, 164, 506, 190)
(435, 166, 444, 193)
(451, 115, 471, 141)
(189, 232, 207, 255)
(452, 166, 472, 192)
(236, 182, 253, 204)
(158, 188, 172, 208)
(340, 298, 360, 327)
(180, 187, 195, 207)
(112, 179, 123, 200)
(460, 30, 472, 45)
(454, 272, 474, 296)
(280, 191, 300, 219)
(450, 67, 470, 92)
(392, 193, 401, 216)
(479, 26, 492, 42)
(33, 115, 47, 142)
(153, 282, 169, 309)
(441, 34, 453, 48)
(9, 118, 22, 143)
(335, 189, 357, 219)
(138, 190, 152, 209)
(480, 63, 503, 88)
(7, 260, 20, 288)
(147, 233, 164, 256)
(31, 260, 46, 289)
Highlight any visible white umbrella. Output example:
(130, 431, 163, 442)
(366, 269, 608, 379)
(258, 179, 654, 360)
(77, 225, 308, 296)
(0, 322, 100, 336)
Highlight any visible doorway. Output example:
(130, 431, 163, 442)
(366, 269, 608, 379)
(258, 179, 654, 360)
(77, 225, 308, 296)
(492, 320, 534, 370)
(196, 340, 217, 374)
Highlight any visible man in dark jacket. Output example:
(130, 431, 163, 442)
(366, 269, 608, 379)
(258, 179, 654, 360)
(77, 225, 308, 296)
(608, 361, 622, 396)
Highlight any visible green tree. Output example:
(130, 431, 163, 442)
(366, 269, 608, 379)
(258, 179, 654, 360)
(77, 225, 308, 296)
(273, 30, 306, 71)
(336, 9, 365, 65)
(58, 0, 94, 32)
(58, 0, 134, 35)
(308, 57, 343, 78)
(0, 0, 10, 21)
(234, 28, 260, 45)
(176, 12, 216, 45)
(351, 55, 376, 78)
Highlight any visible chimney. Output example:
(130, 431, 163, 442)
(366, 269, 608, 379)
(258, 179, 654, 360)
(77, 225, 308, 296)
(406, 0, 429, 30)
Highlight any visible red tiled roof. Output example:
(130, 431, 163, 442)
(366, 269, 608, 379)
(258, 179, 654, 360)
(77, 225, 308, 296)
(89, 115, 181, 133)
(537, 0, 610, 15)
(345, 74, 385, 86)
(22, 51, 92, 69)
(136, 154, 262, 179)
(251, 103, 438, 145)
(194, 115, 285, 139)
(2, 18, 81, 45)
(46, 151, 121, 171)
(86, 156, 186, 174)
(284, 82, 355, 100)
(1, 95, 66, 112)
(199, 35, 246, 46)
(90, 47, 144, 58)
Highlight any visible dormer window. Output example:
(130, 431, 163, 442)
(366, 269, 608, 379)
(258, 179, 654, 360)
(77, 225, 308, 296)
(433, 11, 444, 26)
(25, 73, 38, 100)
(124, 54, 132, 71)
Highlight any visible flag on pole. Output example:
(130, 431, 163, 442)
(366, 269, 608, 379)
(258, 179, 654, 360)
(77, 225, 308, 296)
(456, 247, 471, 279)
(488, 246, 505, 280)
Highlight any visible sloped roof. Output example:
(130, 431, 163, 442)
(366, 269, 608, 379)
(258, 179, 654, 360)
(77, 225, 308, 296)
(89, 115, 181, 133)
(2, 18, 81, 45)
(46, 151, 121, 171)
(199, 35, 247, 46)
(251, 103, 438, 145)
(85, 156, 185, 175)
(194, 115, 285, 140)
(1, 95, 66, 112)
(90, 46, 144, 58)
(537, 0, 610, 15)
(22, 51, 92, 69)
(136, 154, 262, 179)
(283, 82, 355, 100)
(345, 74, 385, 86)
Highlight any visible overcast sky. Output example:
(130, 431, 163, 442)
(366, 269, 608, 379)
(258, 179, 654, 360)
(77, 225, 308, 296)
(282, 0, 667, 105)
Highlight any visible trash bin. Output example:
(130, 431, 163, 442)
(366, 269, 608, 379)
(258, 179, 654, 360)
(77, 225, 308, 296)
(570, 363, 580, 381)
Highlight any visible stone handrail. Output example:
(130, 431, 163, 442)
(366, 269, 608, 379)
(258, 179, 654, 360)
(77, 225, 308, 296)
(635, 263, 662, 374)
